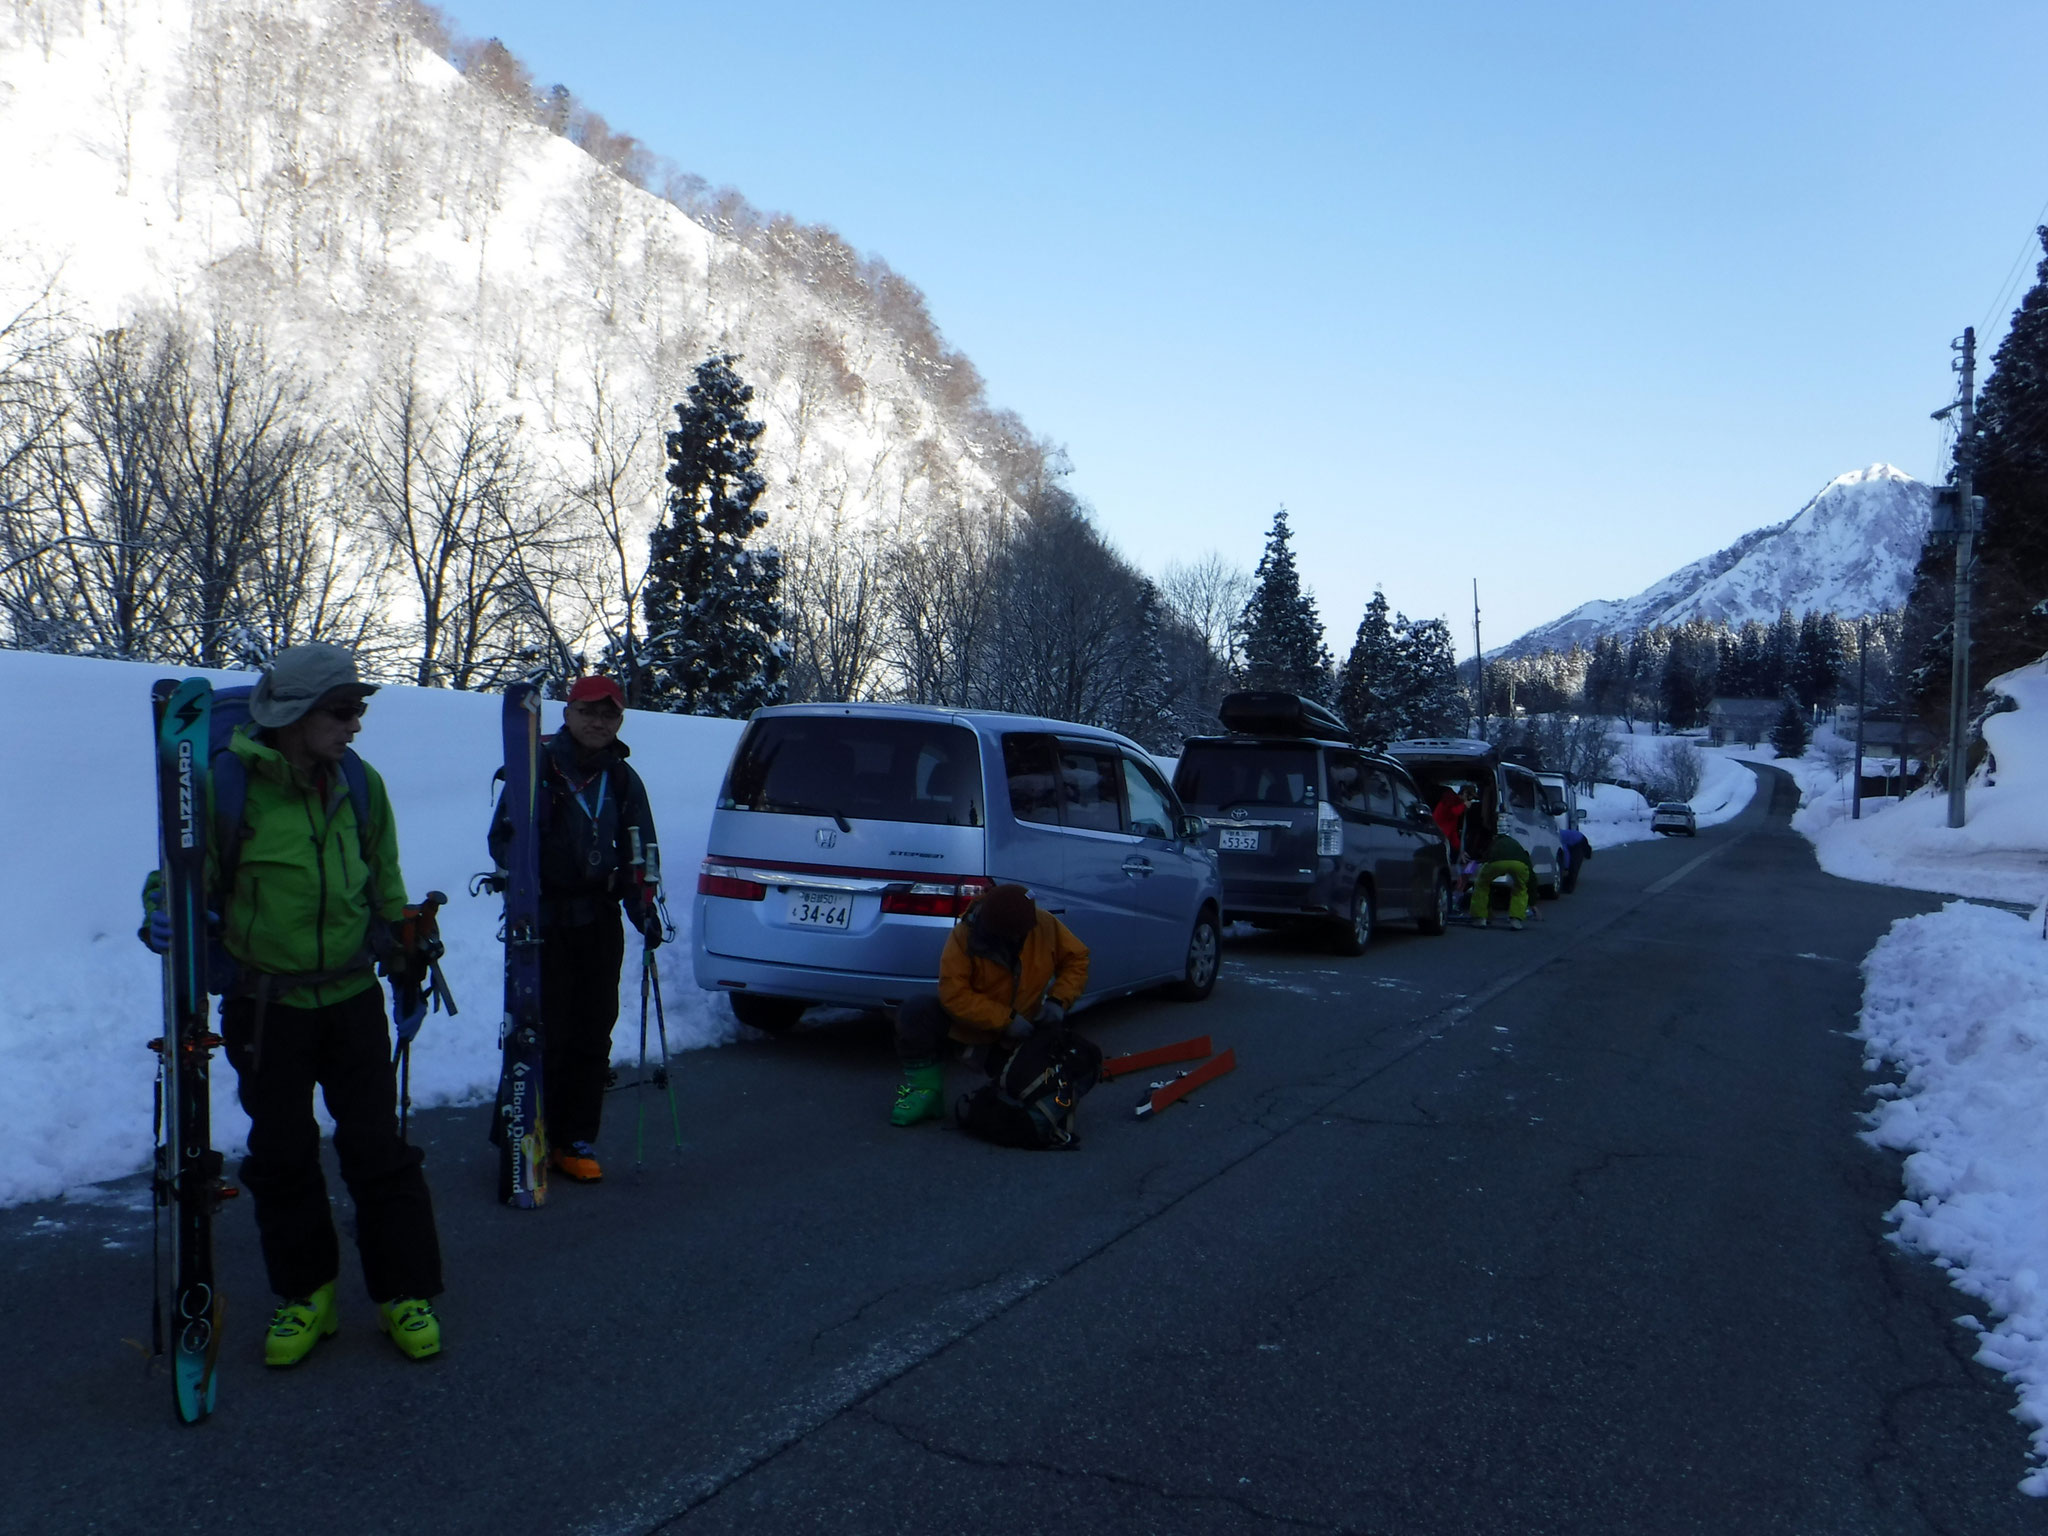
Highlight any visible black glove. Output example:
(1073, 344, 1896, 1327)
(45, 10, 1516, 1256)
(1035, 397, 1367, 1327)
(1002, 1013, 1035, 1041)
(1033, 998, 1067, 1030)
(639, 910, 665, 949)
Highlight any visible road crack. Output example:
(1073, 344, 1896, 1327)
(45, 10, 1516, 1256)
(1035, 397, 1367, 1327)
(849, 1404, 1346, 1531)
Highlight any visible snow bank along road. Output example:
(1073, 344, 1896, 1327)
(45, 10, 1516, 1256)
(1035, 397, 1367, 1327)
(7, 766, 2039, 1534)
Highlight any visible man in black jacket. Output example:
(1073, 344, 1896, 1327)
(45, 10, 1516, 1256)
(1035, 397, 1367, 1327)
(488, 676, 661, 1184)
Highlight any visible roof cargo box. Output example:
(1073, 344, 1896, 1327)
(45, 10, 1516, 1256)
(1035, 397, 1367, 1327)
(1217, 691, 1351, 742)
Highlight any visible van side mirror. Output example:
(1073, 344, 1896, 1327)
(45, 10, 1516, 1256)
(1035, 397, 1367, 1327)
(1179, 814, 1208, 842)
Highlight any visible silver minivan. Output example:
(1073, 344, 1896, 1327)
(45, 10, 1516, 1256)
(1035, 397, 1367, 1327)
(692, 704, 1224, 1031)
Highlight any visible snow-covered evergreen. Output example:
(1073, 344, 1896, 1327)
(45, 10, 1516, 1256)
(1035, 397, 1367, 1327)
(1338, 591, 1463, 746)
(1237, 508, 1332, 701)
(640, 355, 786, 717)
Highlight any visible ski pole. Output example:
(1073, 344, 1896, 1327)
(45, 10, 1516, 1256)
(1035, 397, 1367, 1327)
(635, 944, 652, 1172)
(646, 950, 683, 1149)
(397, 1040, 413, 1144)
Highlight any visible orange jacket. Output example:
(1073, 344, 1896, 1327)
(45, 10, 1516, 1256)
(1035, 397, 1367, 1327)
(936, 905, 1090, 1043)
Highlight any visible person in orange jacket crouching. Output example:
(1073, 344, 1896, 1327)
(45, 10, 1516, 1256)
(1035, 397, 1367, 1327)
(888, 884, 1089, 1126)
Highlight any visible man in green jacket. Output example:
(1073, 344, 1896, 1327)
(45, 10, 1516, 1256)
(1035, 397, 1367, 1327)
(1469, 829, 1536, 930)
(141, 644, 446, 1366)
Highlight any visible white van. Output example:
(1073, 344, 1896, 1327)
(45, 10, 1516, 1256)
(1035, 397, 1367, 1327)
(692, 703, 1225, 1032)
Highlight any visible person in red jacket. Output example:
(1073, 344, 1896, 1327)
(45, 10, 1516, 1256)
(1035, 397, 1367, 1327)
(1430, 785, 1466, 849)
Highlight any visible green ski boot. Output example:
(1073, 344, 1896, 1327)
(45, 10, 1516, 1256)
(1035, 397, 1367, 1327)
(379, 1297, 442, 1361)
(264, 1280, 338, 1368)
(889, 1060, 945, 1126)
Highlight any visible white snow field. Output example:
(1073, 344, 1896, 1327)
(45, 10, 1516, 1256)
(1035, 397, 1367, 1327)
(0, 649, 743, 1207)
(1810, 658, 2048, 1494)
(1791, 662, 2048, 909)
(1859, 897, 2048, 1494)
(1575, 732, 1759, 852)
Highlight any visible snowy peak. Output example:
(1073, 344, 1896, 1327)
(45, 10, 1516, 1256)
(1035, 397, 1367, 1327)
(1504, 465, 1931, 655)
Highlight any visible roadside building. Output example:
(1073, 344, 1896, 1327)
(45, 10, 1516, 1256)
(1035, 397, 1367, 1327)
(1706, 697, 1782, 748)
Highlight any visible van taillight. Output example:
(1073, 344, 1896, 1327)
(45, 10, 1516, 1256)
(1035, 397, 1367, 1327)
(698, 864, 767, 900)
(880, 876, 991, 918)
(1316, 801, 1343, 856)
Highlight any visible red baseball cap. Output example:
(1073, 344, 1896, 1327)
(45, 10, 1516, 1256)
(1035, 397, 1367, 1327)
(565, 675, 626, 709)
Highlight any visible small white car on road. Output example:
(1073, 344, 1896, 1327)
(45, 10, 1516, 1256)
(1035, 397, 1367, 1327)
(1652, 802, 1698, 836)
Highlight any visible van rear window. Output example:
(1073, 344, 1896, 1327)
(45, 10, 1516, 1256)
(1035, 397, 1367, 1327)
(1174, 744, 1316, 808)
(721, 718, 984, 827)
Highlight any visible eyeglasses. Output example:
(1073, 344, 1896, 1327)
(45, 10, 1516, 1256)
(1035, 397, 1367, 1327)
(569, 702, 623, 721)
(320, 702, 368, 722)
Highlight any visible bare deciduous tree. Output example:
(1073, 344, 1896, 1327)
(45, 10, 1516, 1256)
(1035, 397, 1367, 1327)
(153, 321, 324, 667)
(352, 369, 547, 687)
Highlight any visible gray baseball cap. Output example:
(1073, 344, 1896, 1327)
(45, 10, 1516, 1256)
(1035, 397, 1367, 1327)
(249, 643, 378, 728)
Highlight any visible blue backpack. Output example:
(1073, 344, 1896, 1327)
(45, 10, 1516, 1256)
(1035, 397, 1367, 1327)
(209, 685, 375, 900)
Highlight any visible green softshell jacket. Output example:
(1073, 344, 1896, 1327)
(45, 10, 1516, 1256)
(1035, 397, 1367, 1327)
(1481, 832, 1533, 868)
(214, 728, 408, 1009)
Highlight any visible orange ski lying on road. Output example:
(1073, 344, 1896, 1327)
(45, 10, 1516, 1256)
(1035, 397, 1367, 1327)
(1135, 1049, 1237, 1118)
(1101, 1036, 1213, 1080)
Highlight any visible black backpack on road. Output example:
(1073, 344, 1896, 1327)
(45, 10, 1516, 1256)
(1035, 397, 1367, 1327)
(955, 1028, 1103, 1150)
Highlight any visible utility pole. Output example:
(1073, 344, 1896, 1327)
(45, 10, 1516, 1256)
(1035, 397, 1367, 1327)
(1471, 580, 1486, 740)
(1853, 619, 1866, 820)
(1945, 327, 1977, 830)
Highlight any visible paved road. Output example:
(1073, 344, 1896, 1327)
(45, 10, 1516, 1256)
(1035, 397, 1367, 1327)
(7, 765, 2040, 1534)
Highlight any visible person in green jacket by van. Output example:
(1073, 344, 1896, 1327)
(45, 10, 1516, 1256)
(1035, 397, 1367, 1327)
(140, 644, 445, 1367)
(1469, 828, 1537, 930)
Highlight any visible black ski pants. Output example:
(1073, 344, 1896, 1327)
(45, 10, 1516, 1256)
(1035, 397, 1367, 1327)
(541, 908, 627, 1147)
(220, 985, 443, 1304)
(896, 992, 980, 1064)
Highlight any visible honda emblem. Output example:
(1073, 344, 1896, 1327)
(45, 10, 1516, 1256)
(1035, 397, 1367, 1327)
(815, 827, 838, 849)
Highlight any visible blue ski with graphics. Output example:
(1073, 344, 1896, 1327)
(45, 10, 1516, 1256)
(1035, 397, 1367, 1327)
(150, 677, 227, 1423)
(492, 682, 548, 1207)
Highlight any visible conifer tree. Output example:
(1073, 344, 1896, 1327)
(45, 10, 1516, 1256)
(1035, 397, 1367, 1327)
(1770, 693, 1812, 758)
(1337, 590, 1399, 743)
(1905, 225, 2048, 715)
(1584, 634, 1627, 716)
(640, 354, 786, 716)
(1793, 611, 1846, 711)
(1237, 507, 1333, 699)
(1659, 620, 1718, 729)
(1764, 607, 1799, 697)
(1394, 615, 1464, 737)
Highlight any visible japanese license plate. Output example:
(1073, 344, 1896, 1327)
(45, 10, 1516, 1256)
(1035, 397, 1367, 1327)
(789, 890, 853, 929)
(1219, 828, 1261, 851)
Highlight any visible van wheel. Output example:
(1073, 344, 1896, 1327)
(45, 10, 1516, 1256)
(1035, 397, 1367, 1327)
(1330, 883, 1373, 956)
(1168, 909, 1221, 1001)
(730, 993, 807, 1034)
(1417, 873, 1449, 936)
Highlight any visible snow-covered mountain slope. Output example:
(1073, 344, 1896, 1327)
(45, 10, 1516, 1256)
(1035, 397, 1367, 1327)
(1503, 465, 1933, 655)
(0, 0, 1017, 550)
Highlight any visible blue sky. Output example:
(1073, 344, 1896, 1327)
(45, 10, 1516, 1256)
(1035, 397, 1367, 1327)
(438, 0, 2048, 652)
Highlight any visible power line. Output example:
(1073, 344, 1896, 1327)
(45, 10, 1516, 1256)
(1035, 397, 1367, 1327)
(1977, 192, 2048, 338)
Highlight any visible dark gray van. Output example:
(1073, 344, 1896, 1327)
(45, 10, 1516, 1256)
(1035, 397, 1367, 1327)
(1171, 692, 1451, 954)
